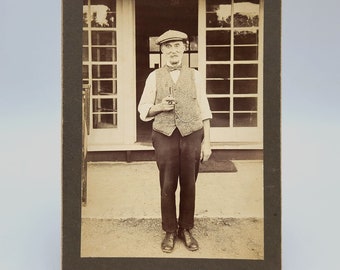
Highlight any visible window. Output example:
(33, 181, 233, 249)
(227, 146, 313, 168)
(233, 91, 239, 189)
(205, 0, 261, 128)
(82, 0, 118, 129)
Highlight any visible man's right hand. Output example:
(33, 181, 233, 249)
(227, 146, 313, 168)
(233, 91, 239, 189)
(147, 96, 175, 117)
(160, 96, 176, 111)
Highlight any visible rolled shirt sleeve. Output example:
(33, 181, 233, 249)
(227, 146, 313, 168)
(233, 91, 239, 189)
(193, 70, 212, 121)
(138, 68, 212, 122)
(138, 71, 157, 122)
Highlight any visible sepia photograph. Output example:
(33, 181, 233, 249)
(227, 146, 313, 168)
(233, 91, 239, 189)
(63, 0, 280, 269)
(5, 0, 340, 269)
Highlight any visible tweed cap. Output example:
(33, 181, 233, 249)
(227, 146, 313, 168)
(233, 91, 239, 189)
(156, 30, 188, 45)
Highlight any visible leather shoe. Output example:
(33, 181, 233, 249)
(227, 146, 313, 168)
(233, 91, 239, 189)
(161, 232, 176, 253)
(178, 228, 199, 251)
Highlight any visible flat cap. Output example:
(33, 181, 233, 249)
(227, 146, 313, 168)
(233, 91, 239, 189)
(156, 30, 188, 45)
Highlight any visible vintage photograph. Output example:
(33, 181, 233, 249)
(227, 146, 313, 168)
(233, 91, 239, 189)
(80, 0, 264, 259)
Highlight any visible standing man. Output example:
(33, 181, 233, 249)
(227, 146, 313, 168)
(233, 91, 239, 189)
(138, 30, 212, 253)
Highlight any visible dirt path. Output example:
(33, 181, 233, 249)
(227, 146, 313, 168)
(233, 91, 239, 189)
(81, 217, 263, 259)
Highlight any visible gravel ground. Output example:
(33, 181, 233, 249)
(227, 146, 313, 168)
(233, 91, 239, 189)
(81, 217, 264, 259)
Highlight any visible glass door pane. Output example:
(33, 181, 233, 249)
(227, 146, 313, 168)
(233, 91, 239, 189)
(83, 0, 118, 130)
(205, 0, 261, 129)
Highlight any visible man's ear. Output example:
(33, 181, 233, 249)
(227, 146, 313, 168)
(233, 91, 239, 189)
(183, 41, 188, 51)
(182, 42, 187, 52)
(160, 44, 165, 54)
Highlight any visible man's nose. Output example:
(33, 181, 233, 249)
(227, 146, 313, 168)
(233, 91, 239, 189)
(169, 46, 177, 52)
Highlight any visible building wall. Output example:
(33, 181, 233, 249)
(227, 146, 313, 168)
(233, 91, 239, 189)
(82, 0, 264, 155)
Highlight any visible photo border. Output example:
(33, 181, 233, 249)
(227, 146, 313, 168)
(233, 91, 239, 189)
(62, 0, 281, 269)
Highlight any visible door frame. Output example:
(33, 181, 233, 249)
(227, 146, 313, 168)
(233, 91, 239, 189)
(87, 0, 137, 150)
(198, 0, 264, 146)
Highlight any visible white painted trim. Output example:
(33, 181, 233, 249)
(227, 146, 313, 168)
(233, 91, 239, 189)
(86, 0, 137, 147)
(198, 0, 206, 79)
(201, 0, 264, 146)
(120, 0, 137, 145)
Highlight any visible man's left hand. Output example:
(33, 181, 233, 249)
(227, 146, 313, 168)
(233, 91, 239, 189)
(200, 141, 212, 162)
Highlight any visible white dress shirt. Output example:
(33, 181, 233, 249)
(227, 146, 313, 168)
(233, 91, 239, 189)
(138, 68, 212, 122)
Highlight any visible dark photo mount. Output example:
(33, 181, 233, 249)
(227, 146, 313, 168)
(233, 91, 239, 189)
(62, 0, 281, 269)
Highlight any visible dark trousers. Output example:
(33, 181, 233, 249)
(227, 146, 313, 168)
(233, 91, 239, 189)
(152, 128, 204, 232)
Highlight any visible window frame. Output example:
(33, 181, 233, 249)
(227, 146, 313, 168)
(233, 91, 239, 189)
(199, 0, 264, 146)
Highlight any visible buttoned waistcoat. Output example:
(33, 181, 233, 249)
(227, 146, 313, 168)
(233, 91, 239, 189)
(153, 66, 203, 137)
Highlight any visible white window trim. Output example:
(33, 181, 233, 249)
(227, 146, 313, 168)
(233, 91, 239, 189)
(198, 0, 263, 148)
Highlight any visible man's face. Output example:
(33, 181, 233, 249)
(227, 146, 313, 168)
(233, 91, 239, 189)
(161, 41, 186, 66)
